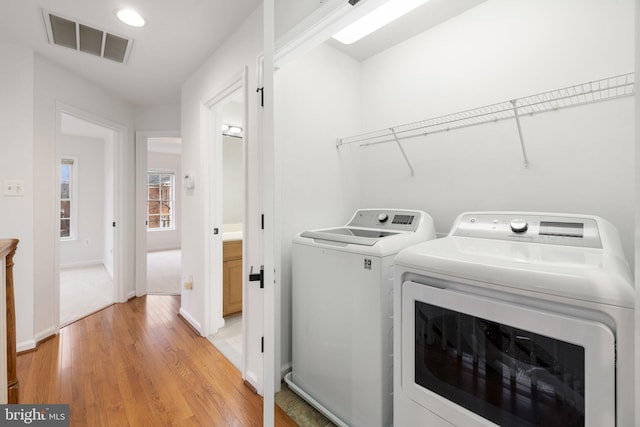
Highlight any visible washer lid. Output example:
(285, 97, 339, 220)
(300, 227, 399, 246)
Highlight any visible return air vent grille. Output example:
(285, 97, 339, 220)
(43, 10, 133, 64)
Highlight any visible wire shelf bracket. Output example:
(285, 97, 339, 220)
(390, 127, 415, 176)
(510, 100, 530, 168)
(336, 73, 635, 170)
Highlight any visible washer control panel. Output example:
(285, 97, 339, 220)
(453, 213, 603, 248)
(348, 209, 422, 232)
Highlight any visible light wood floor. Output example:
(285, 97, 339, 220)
(17, 295, 297, 427)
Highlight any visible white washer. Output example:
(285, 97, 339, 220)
(393, 212, 635, 427)
(287, 209, 436, 427)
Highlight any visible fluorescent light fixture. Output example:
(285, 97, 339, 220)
(228, 126, 242, 134)
(116, 9, 146, 27)
(333, 0, 430, 45)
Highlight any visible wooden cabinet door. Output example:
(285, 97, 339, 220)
(223, 258, 243, 316)
(222, 240, 243, 317)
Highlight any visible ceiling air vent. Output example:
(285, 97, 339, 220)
(43, 10, 133, 64)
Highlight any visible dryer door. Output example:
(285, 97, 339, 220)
(399, 279, 615, 427)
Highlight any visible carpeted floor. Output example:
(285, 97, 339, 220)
(60, 264, 114, 326)
(147, 249, 181, 294)
(59, 250, 181, 325)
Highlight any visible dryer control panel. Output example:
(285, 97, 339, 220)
(348, 209, 422, 232)
(452, 213, 603, 248)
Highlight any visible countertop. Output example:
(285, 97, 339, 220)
(222, 223, 243, 242)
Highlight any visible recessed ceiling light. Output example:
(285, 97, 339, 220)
(116, 9, 145, 27)
(333, 0, 430, 45)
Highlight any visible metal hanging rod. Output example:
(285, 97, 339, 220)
(336, 73, 635, 159)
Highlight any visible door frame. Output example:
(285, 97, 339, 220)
(262, 0, 276, 421)
(134, 130, 181, 297)
(54, 103, 128, 330)
(201, 67, 249, 377)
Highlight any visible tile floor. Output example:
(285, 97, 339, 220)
(207, 315, 333, 426)
(275, 383, 336, 427)
(208, 313, 243, 371)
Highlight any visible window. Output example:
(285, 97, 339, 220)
(60, 157, 76, 239)
(147, 173, 175, 230)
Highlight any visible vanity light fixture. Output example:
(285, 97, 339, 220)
(333, 0, 430, 44)
(116, 9, 146, 27)
(222, 124, 243, 137)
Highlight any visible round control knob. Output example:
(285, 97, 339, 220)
(377, 213, 389, 223)
(510, 219, 528, 233)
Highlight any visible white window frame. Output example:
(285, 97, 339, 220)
(146, 171, 176, 232)
(60, 156, 78, 241)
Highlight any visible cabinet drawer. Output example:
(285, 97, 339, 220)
(223, 240, 242, 260)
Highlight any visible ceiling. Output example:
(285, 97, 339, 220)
(0, 0, 485, 109)
(328, 0, 486, 61)
(0, 0, 261, 106)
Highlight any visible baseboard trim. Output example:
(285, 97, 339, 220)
(34, 326, 57, 344)
(178, 308, 202, 336)
(60, 260, 104, 269)
(17, 332, 59, 356)
(245, 370, 261, 396)
(146, 247, 181, 253)
(16, 339, 36, 353)
(280, 362, 292, 381)
(243, 379, 258, 394)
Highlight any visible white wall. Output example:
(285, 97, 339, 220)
(223, 136, 244, 224)
(275, 0, 325, 41)
(0, 42, 35, 351)
(147, 151, 182, 251)
(34, 54, 135, 345)
(134, 104, 181, 131)
(181, 4, 264, 392)
(59, 135, 106, 267)
(275, 42, 362, 375)
(358, 0, 635, 264)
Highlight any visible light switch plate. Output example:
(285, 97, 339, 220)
(3, 180, 25, 197)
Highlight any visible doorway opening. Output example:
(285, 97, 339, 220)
(145, 137, 183, 295)
(208, 90, 246, 371)
(58, 112, 116, 326)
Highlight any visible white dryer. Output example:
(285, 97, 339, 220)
(393, 212, 635, 427)
(287, 209, 436, 427)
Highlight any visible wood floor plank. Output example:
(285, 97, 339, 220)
(16, 295, 295, 427)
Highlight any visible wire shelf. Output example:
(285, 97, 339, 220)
(337, 73, 635, 148)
